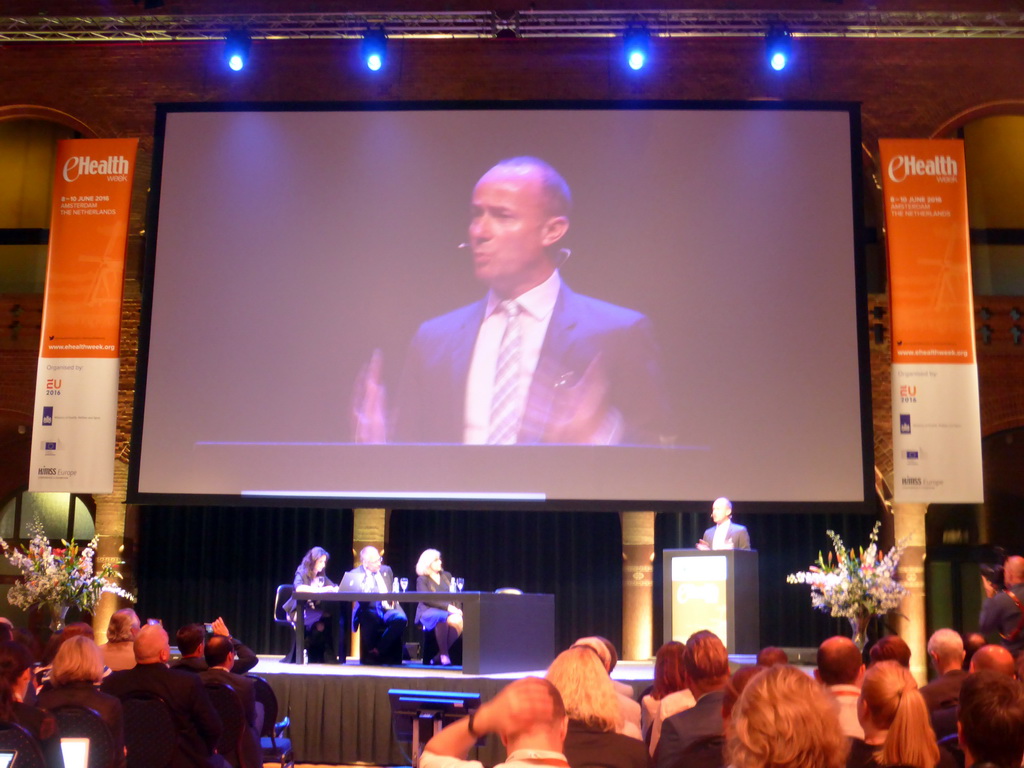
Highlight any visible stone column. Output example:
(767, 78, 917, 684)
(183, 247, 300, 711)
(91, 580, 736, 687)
(620, 511, 655, 660)
(349, 508, 390, 658)
(891, 502, 928, 685)
(92, 458, 136, 639)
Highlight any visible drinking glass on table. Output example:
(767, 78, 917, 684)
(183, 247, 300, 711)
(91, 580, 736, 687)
(400, 577, 409, 592)
(455, 577, 465, 592)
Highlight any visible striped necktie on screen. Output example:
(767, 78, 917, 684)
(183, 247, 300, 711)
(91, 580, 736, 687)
(487, 300, 524, 445)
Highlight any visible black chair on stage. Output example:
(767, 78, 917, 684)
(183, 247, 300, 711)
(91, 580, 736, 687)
(274, 584, 301, 664)
(273, 584, 295, 629)
(0, 720, 46, 768)
(204, 681, 254, 768)
(122, 693, 177, 768)
(50, 705, 118, 768)
(247, 675, 294, 768)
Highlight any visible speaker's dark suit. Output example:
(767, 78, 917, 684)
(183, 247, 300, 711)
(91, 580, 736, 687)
(702, 522, 751, 550)
(395, 283, 673, 445)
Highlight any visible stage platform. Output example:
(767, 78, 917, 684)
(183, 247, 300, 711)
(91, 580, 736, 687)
(251, 656, 656, 766)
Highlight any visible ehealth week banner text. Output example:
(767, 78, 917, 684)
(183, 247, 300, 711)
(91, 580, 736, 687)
(880, 138, 982, 503)
(30, 138, 139, 493)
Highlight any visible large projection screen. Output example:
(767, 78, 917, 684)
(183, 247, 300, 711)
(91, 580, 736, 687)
(129, 101, 872, 510)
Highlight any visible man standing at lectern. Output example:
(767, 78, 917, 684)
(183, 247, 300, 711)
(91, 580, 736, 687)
(696, 497, 750, 550)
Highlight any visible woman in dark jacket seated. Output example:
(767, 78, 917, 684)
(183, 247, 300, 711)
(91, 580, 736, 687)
(0, 639, 64, 767)
(414, 549, 463, 666)
(545, 646, 648, 768)
(37, 635, 126, 768)
(283, 546, 338, 663)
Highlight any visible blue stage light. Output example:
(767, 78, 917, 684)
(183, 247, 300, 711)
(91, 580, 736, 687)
(623, 26, 650, 71)
(766, 28, 792, 72)
(224, 29, 251, 72)
(362, 29, 388, 72)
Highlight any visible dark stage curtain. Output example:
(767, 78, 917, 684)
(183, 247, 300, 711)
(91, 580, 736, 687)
(134, 506, 354, 656)
(137, 505, 879, 656)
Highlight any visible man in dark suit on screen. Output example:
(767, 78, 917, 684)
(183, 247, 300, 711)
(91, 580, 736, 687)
(353, 156, 673, 447)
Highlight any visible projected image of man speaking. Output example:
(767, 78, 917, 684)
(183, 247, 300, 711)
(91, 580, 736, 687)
(353, 156, 673, 446)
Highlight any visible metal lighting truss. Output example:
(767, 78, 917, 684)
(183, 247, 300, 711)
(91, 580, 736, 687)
(1, 10, 1024, 43)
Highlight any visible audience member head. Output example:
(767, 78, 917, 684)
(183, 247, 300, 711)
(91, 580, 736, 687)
(858, 660, 939, 768)
(545, 646, 621, 732)
(415, 548, 442, 577)
(756, 646, 788, 667)
(50, 635, 105, 687)
(962, 632, 986, 669)
(815, 636, 863, 687)
(204, 634, 234, 669)
(651, 641, 687, 700)
(0, 640, 36, 720)
(722, 664, 766, 723)
(134, 624, 170, 665)
(106, 608, 141, 643)
(1004, 555, 1024, 587)
(497, 676, 568, 752)
(301, 546, 330, 578)
(570, 636, 613, 674)
(957, 669, 1024, 768)
(176, 623, 206, 657)
(728, 665, 848, 768)
(41, 621, 94, 665)
(869, 635, 911, 668)
(684, 630, 730, 695)
(968, 644, 1016, 677)
(925, 628, 965, 674)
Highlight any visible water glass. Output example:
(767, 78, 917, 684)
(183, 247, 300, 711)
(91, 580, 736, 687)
(400, 577, 409, 592)
(455, 577, 465, 592)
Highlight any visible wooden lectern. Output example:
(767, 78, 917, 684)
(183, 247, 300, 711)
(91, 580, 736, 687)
(661, 548, 759, 654)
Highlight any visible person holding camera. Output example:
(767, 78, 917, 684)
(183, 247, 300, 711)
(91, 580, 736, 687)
(978, 556, 1024, 657)
(172, 618, 258, 674)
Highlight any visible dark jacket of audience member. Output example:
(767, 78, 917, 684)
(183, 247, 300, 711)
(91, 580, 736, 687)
(198, 635, 261, 768)
(36, 635, 125, 768)
(0, 640, 65, 768)
(101, 625, 222, 768)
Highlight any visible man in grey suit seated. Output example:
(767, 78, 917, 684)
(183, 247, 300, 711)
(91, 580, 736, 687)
(344, 546, 407, 665)
(696, 497, 750, 551)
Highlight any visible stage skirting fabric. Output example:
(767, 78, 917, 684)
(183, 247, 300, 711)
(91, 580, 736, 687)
(261, 664, 515, 765)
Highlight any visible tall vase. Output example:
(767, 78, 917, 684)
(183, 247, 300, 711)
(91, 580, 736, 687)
(50, 604, 70, 633)
(848, 610, 872, 651)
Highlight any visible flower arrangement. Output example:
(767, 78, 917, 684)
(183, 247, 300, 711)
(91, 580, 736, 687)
(1, 519, 134, 617)
(786, 522, 907, 633)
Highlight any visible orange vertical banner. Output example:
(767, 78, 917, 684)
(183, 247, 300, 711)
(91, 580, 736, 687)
(880, 139, 982, 503)
(30, 138, 139, 493)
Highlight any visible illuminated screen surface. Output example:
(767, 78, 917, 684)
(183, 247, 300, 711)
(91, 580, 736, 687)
(130, 102, 871, 510)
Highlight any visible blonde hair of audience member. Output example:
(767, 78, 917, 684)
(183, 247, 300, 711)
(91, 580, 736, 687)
(728, 665, 848, 768)
(106, 608, 140, 643)
(546, 646, 623, 732)
(50, 635, 105, 687)
(858, 660, 940, 768)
